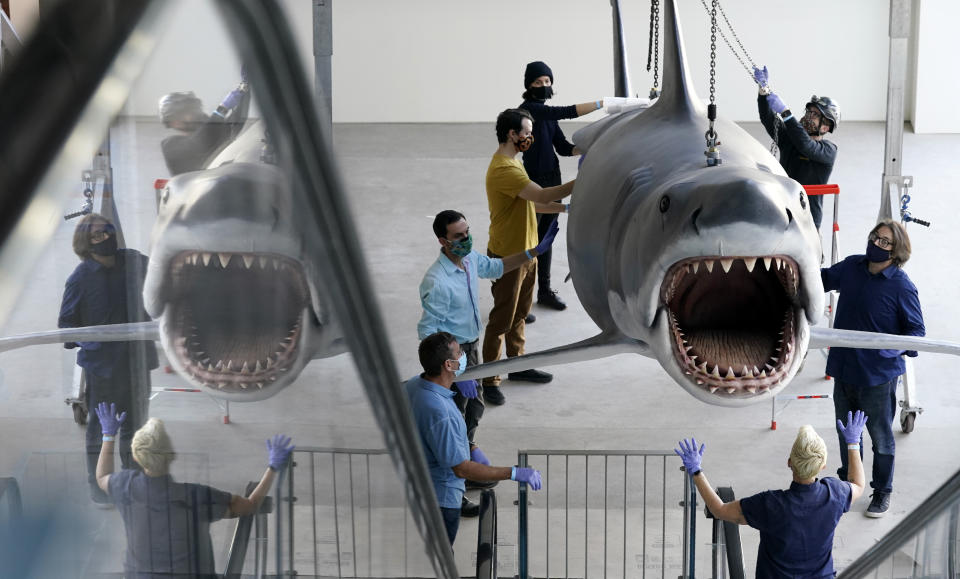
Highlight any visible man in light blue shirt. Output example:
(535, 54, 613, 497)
(406, 332, 542, 545)
(418, 211, 556, 517)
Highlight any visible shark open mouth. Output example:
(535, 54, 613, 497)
(167, 251, 310, 392)
(661, 256, 799, 396)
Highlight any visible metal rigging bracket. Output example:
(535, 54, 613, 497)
(704, 0, 721, 166)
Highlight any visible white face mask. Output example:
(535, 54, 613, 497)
(451, 352, 467, 376)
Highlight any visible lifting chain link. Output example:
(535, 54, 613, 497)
(704, 0, 721, 166)
(646, 0, 661, 98)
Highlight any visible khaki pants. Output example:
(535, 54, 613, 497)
(481, 251, 536, 386)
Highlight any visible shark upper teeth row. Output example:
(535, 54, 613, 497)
(664, 255, 799, 306)
(177, 251, 292, 270)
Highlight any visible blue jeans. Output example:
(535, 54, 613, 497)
(440, 507, 461, 545)
(833, 378, 897, 493)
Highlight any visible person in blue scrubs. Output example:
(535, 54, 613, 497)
(405, 332, 542, 544)
(822, 219, 924, 517)
(676, 412, 867, 578)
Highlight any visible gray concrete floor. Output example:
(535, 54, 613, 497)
(1, 117, 959, 577)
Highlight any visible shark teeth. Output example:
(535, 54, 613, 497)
(663, 254, 800, 397)
(176, 251, 291, 271)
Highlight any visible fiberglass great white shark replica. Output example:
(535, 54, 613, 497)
(457, 0, 960, 406)
(0, 120, 346, 402)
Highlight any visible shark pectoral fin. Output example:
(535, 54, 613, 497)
(810, 327, 960, 357)
(0, 321, 160, 353)
(457, 333, 650, 382)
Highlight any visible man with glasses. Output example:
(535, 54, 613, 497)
(821, 220, 925, 517)
(59, 214, 158, 506)
(753, 65, 839, 230)
(406, 332, 542, 545)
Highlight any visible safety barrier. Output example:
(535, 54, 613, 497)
(517, 450, 693, 579)
(275, 447, 437, 578)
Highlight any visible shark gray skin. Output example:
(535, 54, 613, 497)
(458, 0, 960, 406)
(0, 120, 346, 402)
(143, 120, 346, 401)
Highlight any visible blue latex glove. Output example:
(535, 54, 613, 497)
(471, 447, 490, 465)
(512, 467, 542, 490)
(95, 402, 126, 436)
(266, 434, 295, 470)
(674, 437, 705, 475)
(533, 219, 560, 255)
(837, 410, 868, 444)
(752, 65, 769, 87)
(220, 88, 245, 111)
(454, 380, 479, 399)
(766, 93, 788, 114)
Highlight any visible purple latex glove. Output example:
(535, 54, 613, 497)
(674, 437, 705, 475)
(752, 65, 769, 87)
(454, 380, 479, 399)
(220, 88, 245, 111)
(512, 467, 542, 490)
(266, 434, 295, 471)
(837, 410, 868, 444)
(95, 402, 126, 436)
(766, 93, 788, 114)
(471, 447, 490, 465)
(533, 219, 559, 255)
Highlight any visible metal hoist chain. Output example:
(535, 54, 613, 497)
(646, 0, 660, 98)
(704, 0, 721, 166)
(699, 0, 757, 79)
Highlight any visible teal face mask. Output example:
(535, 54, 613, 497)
(448, 234, 473, 258)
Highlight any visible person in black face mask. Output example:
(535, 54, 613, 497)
(519, 61, 605, 312)
(820, 219, 925, 519)
(58, 214, 158, 506)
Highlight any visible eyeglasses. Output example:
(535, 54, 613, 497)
(89, 225, 115, 242)
(869, 232, 894, 249)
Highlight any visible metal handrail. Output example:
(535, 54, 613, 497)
(518, 449, 691, 579)
(839, 467, 960, 578)
(0, 9, 23, 72)
(223, 481, 273, 579)
(706, 486, 745, 579)
(0, 477, 23, 521)
(476, 489, 497, 579)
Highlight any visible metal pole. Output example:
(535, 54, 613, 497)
(877, 0, 912, 223)
(312, 0, 333, 147)
(518, 452, 530, 579)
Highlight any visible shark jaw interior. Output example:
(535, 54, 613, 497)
(660, 255, 800, 397)
(166, 251, 311, 393)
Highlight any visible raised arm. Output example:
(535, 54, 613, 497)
(517, 179, 575, 204)
(837, 411, 867, 502)
(228, 434, 294, 517)
(675, 437, 748, 525)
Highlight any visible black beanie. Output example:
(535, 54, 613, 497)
(524, 61, 554, 88)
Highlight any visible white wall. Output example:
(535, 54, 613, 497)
(115, 1, 918, 125)
(912, 0, 960, 132)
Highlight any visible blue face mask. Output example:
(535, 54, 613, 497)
(866, 242, 891, 263)
(452, 352, 467, 376)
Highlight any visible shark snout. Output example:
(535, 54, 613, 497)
(688, 179, 794, 235)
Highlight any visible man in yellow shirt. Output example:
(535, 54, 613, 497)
(482, 108, 575, 406)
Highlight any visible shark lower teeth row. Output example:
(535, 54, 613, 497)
(686, 256, 787, 275)
(180, 252, 291, 270)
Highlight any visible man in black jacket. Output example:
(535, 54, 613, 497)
(518, 61, 603, 310)
(753, 65, 839, 230)
(158, 70, 251, 176)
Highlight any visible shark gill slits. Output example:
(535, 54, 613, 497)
(661, 255, 800, 396)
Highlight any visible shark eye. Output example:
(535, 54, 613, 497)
(799, 191, 807, 210)
(659, 195, 670, 213)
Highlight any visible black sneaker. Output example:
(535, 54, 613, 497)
(484, 386, 506, 406)
(465, 479, 498, 490)
(525, 313, 536, 324)
(865, 491, 890, 518)
(538, 290, 567, 311)
(508, 369, 553, 383)
(461, 496, 480, 518)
